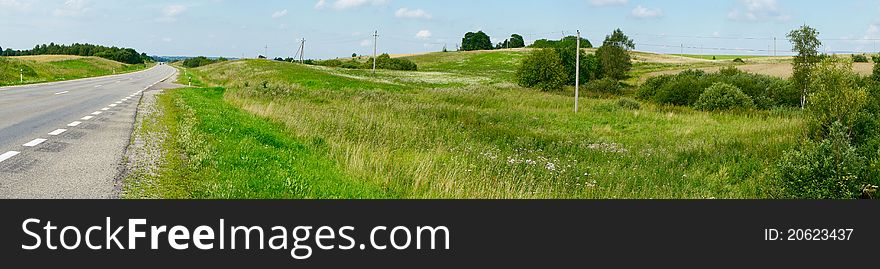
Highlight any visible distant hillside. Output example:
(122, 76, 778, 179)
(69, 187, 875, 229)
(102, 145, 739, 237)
(0, 55, 150, 86)
(402, 49, 531, 81)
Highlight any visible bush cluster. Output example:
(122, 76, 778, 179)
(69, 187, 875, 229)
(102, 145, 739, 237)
(516, 49, 567, 91)
(315, 54, 417, 71)
(636, 67, 799, 109)
(852, 54, 869, 63)
(776, 122, 869, 199)
(693, 82, 755, 111)
(182, 56, 228, 68)
(584, 78, 621, 94)
(775, 58, 880, 199)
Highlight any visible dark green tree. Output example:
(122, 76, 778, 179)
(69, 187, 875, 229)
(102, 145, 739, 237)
(596, 29, 634, 80)
(461, 31, 493, 51)
(509, 34, 525, 48)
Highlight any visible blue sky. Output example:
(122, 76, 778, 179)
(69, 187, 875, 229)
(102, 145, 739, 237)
(2, 0, 880, 59)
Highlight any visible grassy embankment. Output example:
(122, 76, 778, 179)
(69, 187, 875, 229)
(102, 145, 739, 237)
(0, 55, 151, 86)
(125, 50, 804, 198)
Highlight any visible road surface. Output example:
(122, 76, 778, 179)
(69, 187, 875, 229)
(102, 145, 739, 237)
(0, 64, 177, 198)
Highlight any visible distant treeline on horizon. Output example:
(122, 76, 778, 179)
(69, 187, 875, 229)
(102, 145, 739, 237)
(0, 43, 151, 64)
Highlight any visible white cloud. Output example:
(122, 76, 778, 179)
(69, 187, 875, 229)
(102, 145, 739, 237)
(589, 0, 628, 6)
(415, 30, 432, 39)
(395, 8, 431, 19)
(360, 39, 372, 47)
(162, 37, 173, 43)
(631, 5, 662, 19)
(53, 0, 92, 17)
(158, 4, 187, 22)
(727, 0, 790, 21)
(315, 0, 389, 10)
(272, 9, 288, 18)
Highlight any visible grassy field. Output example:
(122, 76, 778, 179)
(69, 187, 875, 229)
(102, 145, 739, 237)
(0, 55, 150, 86)
(672, 54, 769, 60)
(126, 55, 806, 198)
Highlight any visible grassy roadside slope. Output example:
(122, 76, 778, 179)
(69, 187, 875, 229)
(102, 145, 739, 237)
(129, 58, 804, 198)
(124, 84, 387, 198)
(0, 55, 151, 86)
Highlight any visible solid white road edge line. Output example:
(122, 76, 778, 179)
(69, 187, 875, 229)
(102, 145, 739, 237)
(48, 129, 67, 136)
(23, 139, 47, 147)
(0, 151, 20, 163)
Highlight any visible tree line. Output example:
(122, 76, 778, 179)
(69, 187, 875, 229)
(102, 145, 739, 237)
(460, 31, 527, 51)
(0, 43, 150, 64)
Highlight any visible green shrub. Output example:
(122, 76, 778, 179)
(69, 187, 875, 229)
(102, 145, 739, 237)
(733, 58, 745, 63)
(584, 78, 621, 94)
(638, 70, 710, 106)
(852, 54, 869, 63)
(318, 59, 343, 67)
(557, 46, 601, 85)
(516, 49, 568, 91)
(806, 58, 868, 141)
(636, 68, 797, 108)
(615, 97, 641, 110)
(694, 82, 755, 111)
(776, 121, 868, 199)
(182, 56, 227, 68)
(873, 62, 880, 82)
(872, 54, 880, 63)
(368, 54, 418, 71)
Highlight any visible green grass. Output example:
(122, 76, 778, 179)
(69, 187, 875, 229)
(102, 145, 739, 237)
(129, 56, 805, 198)
(672, 54, 770, 60)
(0, 56, 150, 86)
(123, 86, 387, 198)
(402, 50, 530, 82)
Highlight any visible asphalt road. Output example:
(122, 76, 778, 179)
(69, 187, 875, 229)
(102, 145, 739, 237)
(0, 64, 177, 198)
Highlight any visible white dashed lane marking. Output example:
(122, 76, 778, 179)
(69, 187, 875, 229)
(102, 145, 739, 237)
(48, 129, 67, 136)
(95, 85, 103, 88)
(81, 116, 94, 120)
(23, 139, 47, 147)
(91, 111, 102, 115)
(114, 101, 122, 104)
(101, 107, 110, 111)
(0, 151, 20, 163)
(68, 121, 82, 127)
(54, 91, 69, 95)
(109, 104, 117, 107)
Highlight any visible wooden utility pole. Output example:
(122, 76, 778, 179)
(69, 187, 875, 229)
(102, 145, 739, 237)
(575, 30, 580, 113)
(372, 30, 378, 73)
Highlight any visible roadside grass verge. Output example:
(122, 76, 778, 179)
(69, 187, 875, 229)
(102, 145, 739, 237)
(0, 56, 150, 86)
(124, 86, 388, 198)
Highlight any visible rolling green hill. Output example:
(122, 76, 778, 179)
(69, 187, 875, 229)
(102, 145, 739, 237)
(0, 55, 150, 86)
(401, 49, 530, 82)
